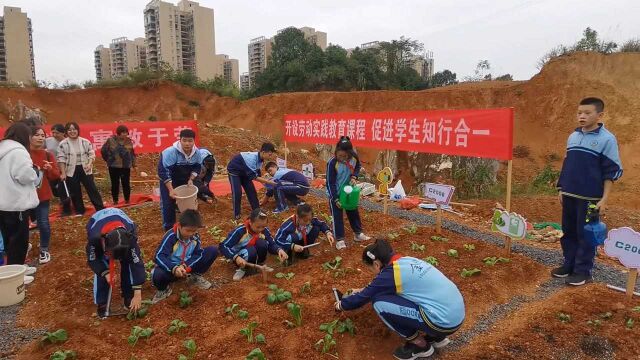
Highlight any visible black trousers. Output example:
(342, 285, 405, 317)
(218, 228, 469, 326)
(67, 165, 104, 214)
(108, 167, 131, 204)
(0, 210, 30, 264)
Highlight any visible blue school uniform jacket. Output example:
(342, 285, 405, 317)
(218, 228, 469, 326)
(155, 225, 206, 273)
(85, 208, 145, 289)
(220, 223, 279, 260)
(227, 152, 262, 179)
(157, 141, 205, 187)
(340, 256, 465, 330)
(274, 215, 330, 250)
(557, 124, 623, 201)
(265, 168, 310, 197)
(326, 156, 360, 201)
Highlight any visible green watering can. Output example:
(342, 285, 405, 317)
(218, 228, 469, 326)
(339, 184, 361, 210)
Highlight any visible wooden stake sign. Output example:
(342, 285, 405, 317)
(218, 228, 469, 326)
(604, 227, 640, 299)
(423, 183, 456, 235)
(377, 167, 393, 214)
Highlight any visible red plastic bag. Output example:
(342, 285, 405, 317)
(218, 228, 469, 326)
(399, 197, 421, 210)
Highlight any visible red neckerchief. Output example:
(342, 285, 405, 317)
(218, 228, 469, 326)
(172, 224, 193, 273)
(341, 159, 356, 177)
(388, 254, 402, 266)
(244, 220, 261, 247)
(292, 215, 308, 246)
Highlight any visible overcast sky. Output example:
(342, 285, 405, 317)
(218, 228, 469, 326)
(6, 0, 640, 84)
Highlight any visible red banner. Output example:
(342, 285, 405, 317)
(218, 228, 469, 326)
(1, 120, 198, 154)
(284, 109, 514, 160)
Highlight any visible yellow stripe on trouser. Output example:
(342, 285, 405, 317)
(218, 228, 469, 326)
(393, 262, 403, 294)
(419, 308, 462, 334)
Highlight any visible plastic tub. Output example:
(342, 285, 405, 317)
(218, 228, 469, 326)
(174, 185, 199, 212)
(0, 265, 27, 307)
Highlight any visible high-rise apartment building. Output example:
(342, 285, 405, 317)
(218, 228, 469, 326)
(144, 0, 219, 80)
(247, 36, 271, 86)
(298, 26, 327, 50)
(240, 72, 250, 91)
(0, 6, 35, 83)
(94, 45, 112, 81)
(214, 54, 239, 86)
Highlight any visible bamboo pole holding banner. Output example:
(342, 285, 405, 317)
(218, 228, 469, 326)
(284, 141, 288, 163)
(504, 160, 513, 254)
(627, 269, 638, 299)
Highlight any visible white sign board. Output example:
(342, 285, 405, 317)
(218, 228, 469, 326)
(491, 209, 527, 239)
(301, 163, 314, 180)
(276, 158, 287, 169)
(604, 227, 640, 269)
(424, 183, 455, 205)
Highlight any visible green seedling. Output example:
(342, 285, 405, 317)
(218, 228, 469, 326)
(50, 350, 76, 360)
(460, 268, 482, 278)
(482, 257, 510, 266)
(287, 302, 302, 327)
(319, 319, 339, 335)
(557, 312, 572, 323)
(266, 284, 292, 305)
(179, 291, 193, 308)
(447, 249, 459, 258)
(275, 272, 295, 280)
(463, 244, 475, 251)
(41, 329, 68, 345)
(632, 306, 640, 313)
(410, 242, 426, 252)
(231, 219, 241, 227)
(315, 334, 337, 354)
(423, 256, 439, 266)
(587, 319, 602, 328)
(240, 321, 259, 343)
(300, 281, 311, 295)
(319, 212, 333, 225)
(127, 326, 153, 347)
(255, 333, 266, 344)
(245, 348, 266, 360)
(141, 299, 153, 306)
(337, 318, 356, 336)
(71, 248, 84, 256)
(178, 339, 197, 360)
(387, 232, 400, 240)
(167, 319, 188, 335)
(126, 306, 149, 320)
(237, 310, 249, 320)
(430, 235, 448, 242)
(225, 304, 239, 315)
(626, 318, 635, 329)
(144, 260, 155, 271)
(599, 312, 613, 320)
(207, 225, 224, 239)
(404, 224, 418, 235)
(322, 256, 342, 271)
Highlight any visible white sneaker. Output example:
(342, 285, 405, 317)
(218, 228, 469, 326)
(152, 287, 172, 304)
(24, 275, 34, 285)
(24, 266, 37, 276)
(233, 268, 246, 281)
(433, 337, 451, 349)
(354, 233, 371, 242)
(39, 251, 51, 264)
(188, 274, 212, 289)
(335, 240, 347, 250)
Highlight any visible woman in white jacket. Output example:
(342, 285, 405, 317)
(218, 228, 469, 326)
(0, 122, 40, 280)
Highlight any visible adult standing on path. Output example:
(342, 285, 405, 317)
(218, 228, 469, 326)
(0, 122, 40, 282)
(57, 122, 104, 215)
(101, 125, 136, 205)
(45, 123, 72, 215)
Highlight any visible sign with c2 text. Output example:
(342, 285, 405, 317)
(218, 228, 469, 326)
(424, 183, 455, 205)
(283, 108, 514, 160)
(604, 227, 640, 269)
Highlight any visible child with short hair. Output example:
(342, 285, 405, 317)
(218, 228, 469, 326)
(220, 208, 288, 281)
(274, 203, 334, 261)
(326, 136, 370, 250)
(554, 97, 623, 286)
(151, 209, 218, 303)
(262, 162, 310, 213)
(226, 143, 278, 219)
(194, 148, 217, 204)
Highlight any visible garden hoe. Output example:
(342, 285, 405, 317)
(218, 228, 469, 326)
(245, 262, 274, 282)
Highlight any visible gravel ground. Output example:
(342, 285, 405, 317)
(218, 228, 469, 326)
(0, 304, 45, 360)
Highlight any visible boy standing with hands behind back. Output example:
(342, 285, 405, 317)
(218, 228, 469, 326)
(554, 97, 623, 286)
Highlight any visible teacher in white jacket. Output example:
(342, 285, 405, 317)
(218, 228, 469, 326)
(0, 122, 40, 278)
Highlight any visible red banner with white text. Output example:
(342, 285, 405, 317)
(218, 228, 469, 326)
(1, 120, 198, 154)
(284, 109, 514, 160)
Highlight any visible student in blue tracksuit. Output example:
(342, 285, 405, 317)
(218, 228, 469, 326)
(274, 203, 335, 262)
(261, 162, 311, 213)
(335, 239, 465, 360)
(226, 143, 278, 219)
(151, 209, 218, 303)
(326, 136, 370, 250)
(554, 97, 623, 286)
(157, 129, 207, 231)
(86, 208, 146, 319)
(194, 148, 217, 204)
(220, 208, 288, 281)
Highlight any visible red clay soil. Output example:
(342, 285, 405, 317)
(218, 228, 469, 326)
(446, 283, 640, 360)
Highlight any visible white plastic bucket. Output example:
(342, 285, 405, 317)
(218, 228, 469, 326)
(0, 265, 27, 307)
(174, 185, 199, 212)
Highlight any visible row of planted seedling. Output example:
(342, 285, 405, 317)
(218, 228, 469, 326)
(557, 306, 640, 330)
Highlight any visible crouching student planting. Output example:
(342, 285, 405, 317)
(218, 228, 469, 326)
(152, 209, 218, 304)
(261, 162, 310, 213)
(220, 208, 288, 281)
(274, 203, 334, 262)
(86, 208, 145, 319)
(335, 239, 465, 360)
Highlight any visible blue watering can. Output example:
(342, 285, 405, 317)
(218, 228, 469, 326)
(584, 204, 607, 247)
